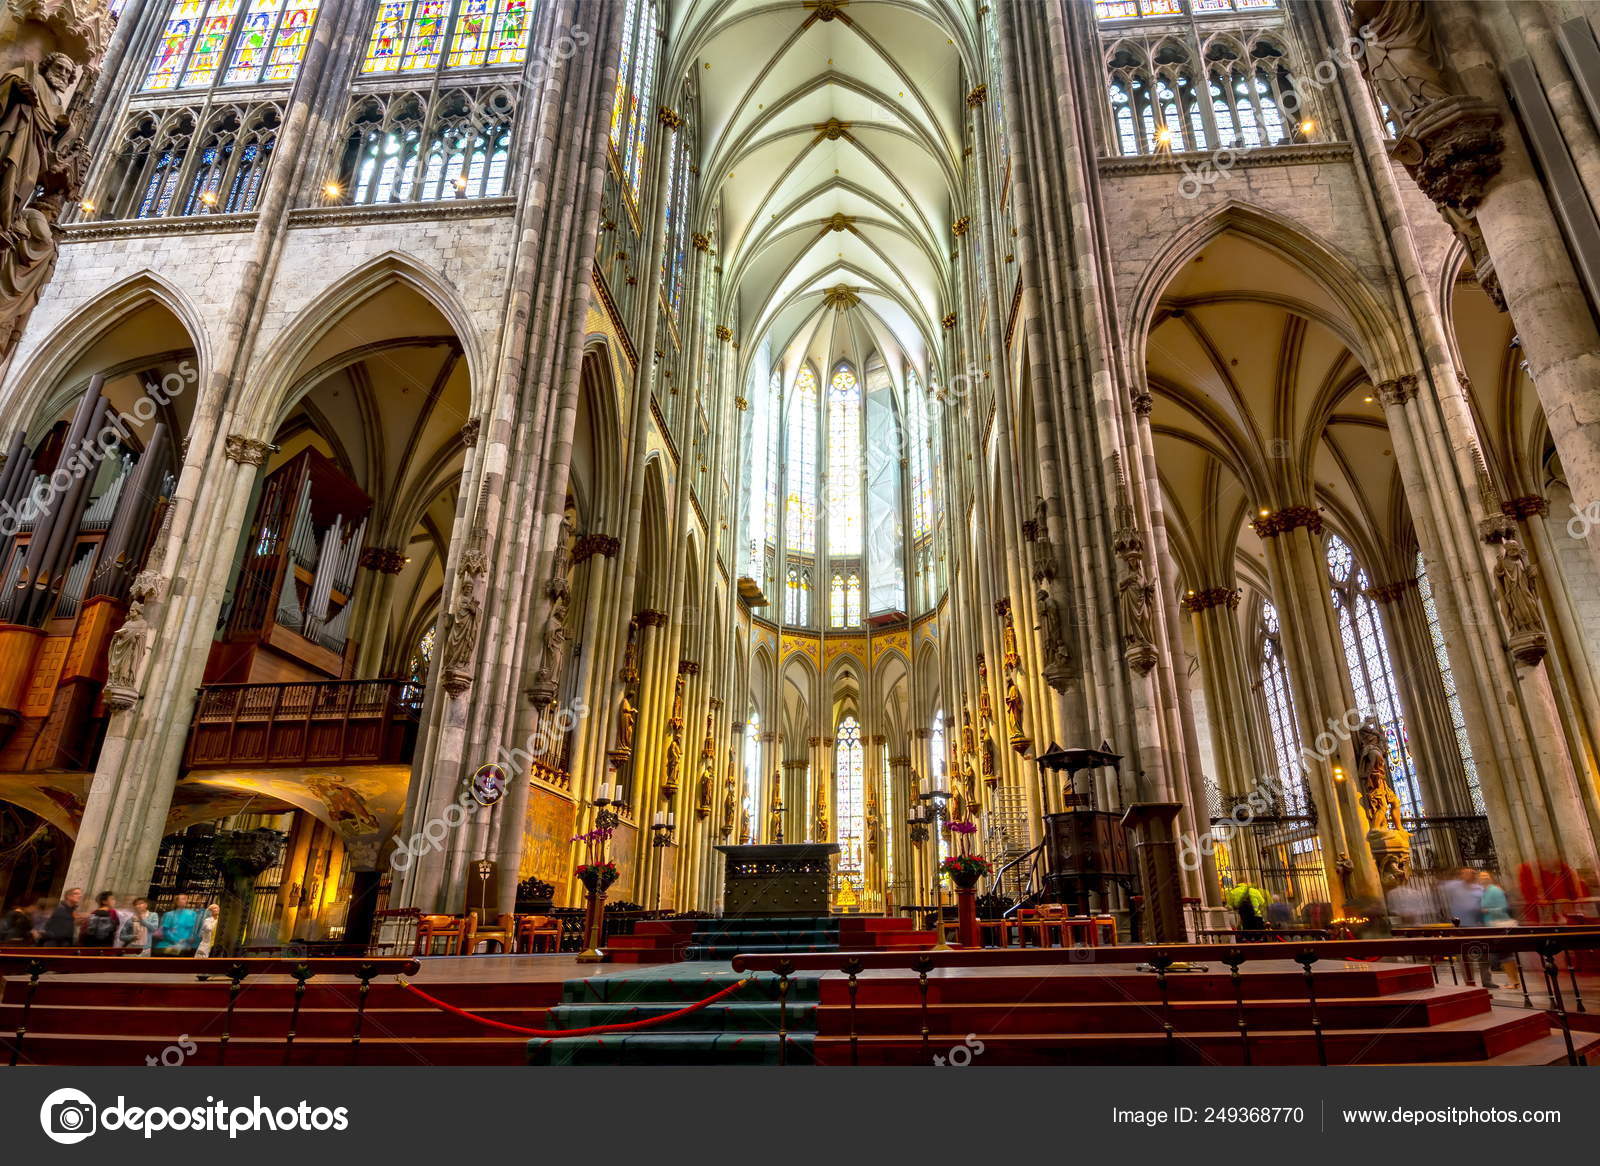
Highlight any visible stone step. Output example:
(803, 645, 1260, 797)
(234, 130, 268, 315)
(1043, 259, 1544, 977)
(544, 1000, 813, 1034)
(527, 1031, 813, 1066)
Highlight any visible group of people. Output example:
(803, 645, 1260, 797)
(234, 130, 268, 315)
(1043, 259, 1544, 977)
(0, 890, 219, 955)
(1387, 867, 1515, 927)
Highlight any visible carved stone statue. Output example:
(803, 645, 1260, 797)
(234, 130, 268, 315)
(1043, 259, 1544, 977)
(1352, 1, 1453, 125)
(0, 52, 78, 237)
(663, 732, 683, 791)
(1118, 548, 1156, 646)
(549, 512, 576, 586)
(0, 190, 59, 357)
(1036, 586, 1071, 672)
(1493, 536, 1542, 636)
(1004, 676, 1025, 743)
(105, 598, 149, 693)
(1355, 717, 1403, 832)
(696, 768, 712, 819)
(720, 772, 736, 837)
(616, 690, 637, 751)
(536, 591, 569, 684)
(814, 783, 828, 840)
(442, 575, 480, 671)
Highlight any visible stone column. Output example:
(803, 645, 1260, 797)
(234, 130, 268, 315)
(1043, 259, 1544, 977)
(1360, 1, 1600, 581)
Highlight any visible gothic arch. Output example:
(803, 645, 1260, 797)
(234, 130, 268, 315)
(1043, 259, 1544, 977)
(1, 271, 209, 434)
(1127, 201, 1409, 384)
(247, 252, 487, 436)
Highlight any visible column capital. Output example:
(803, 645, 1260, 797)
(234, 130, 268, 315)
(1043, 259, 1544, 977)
(1374, 374, 1420, 407)
(1251, 505, 1323, 539)
(223, 434, 271, 465)
(574, 534, 621, 563)
(1502, 494, 1549, 521)
(359, 546, 409, 574)
(1365, 577, 1418, 604)
(459, 417, 481, 447)
(1179, 586, 1240, 614)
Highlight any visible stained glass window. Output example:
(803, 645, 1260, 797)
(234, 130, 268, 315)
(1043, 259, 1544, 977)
(1416, 552, 1484, 813)
(764, 370, 780, 552)
(785, 366, 818, 553)
(660, 117, 693, 322)
(144, 1, 319, 91)
(785, 566, 810, 625)
(361, 1, 530, 76)
(1095, 0, 1278, 17)
(608, 0, 659, 203)
(827, 364, 862, 555)
(930, 711, 950, 869)
(830, 572, 846, 628)
(1327, 534, 1423, 816)
(907, 370, 933, 540)
(744, 711, 763, 842)
(1259, 601, 1309, 815)
(835, 717, 865, 874)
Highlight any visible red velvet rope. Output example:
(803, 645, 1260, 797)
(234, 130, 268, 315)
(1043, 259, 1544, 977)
(395, 975, 753, 1037)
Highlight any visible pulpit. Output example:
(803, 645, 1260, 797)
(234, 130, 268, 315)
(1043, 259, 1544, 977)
(715, 843, 839, 916)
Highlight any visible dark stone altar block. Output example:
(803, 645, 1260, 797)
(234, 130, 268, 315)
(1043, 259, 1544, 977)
(715, 843, 839, 916)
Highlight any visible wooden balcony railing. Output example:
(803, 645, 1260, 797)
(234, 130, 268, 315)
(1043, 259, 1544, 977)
(185, 679, 422, 769)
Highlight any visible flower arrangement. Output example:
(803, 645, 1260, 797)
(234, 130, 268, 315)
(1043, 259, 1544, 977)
(944, 819, 978, 836)
(571, 827, 614, 845)
(576, 860, 619, 891)
(940, 853, 992, 887)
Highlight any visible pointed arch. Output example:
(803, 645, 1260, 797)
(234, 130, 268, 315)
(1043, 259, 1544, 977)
(1128, 201, 1409, 384)
(247, 251, 488, 435)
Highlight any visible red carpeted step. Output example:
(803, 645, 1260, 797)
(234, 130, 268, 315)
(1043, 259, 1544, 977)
(2, 978, 563, 1010)
(2, 1002, 555, 1040)
(813, 1010, 1556, 1066)
(7, 1031, 533, 1067)
(818, 964, 1436, 1005)
(815, 986, 1491, 1036)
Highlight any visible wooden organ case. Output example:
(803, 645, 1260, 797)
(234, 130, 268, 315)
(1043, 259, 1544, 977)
(208, 449, 372, 683)
(0, 375, 175, 769)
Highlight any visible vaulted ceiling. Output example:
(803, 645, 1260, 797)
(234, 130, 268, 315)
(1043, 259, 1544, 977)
(1145, 234, 1407, 588)
(673, 0, 972, 381)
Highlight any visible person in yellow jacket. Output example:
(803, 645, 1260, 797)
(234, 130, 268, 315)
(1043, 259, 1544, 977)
(1223, 881, 1268, 931)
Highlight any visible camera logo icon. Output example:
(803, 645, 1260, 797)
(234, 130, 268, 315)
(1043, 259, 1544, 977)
(40, 1087, 97, 1144)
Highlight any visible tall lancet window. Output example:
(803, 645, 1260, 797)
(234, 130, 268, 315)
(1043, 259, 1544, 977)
(659, 100, 694, 322)
(784, 565, 810, 626)
(906, 369, 932, 540)
(835, 716, 865, 876)
(1258, 601, 1308, 815)
(827, 364, 862, 555)
(743, 711, 763, 840)
(1326, 534, 1422, 816)
(930, 710, 950, 868)
(785, 366, 818, 553)
(747, 368, 779, 575)
(608, 0, 659, 203)
(1416, 551, 1483, 813)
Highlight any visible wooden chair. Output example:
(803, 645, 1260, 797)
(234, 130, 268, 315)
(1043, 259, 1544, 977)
(976, 916, 1015, 948)
(516, 914, 562, 953)
(369, 907, 422, 956)
(416, 913, 470, 956)
(467, 911, 516, 954)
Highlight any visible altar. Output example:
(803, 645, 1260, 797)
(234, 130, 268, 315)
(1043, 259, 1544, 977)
(715, 843, 840, 916)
